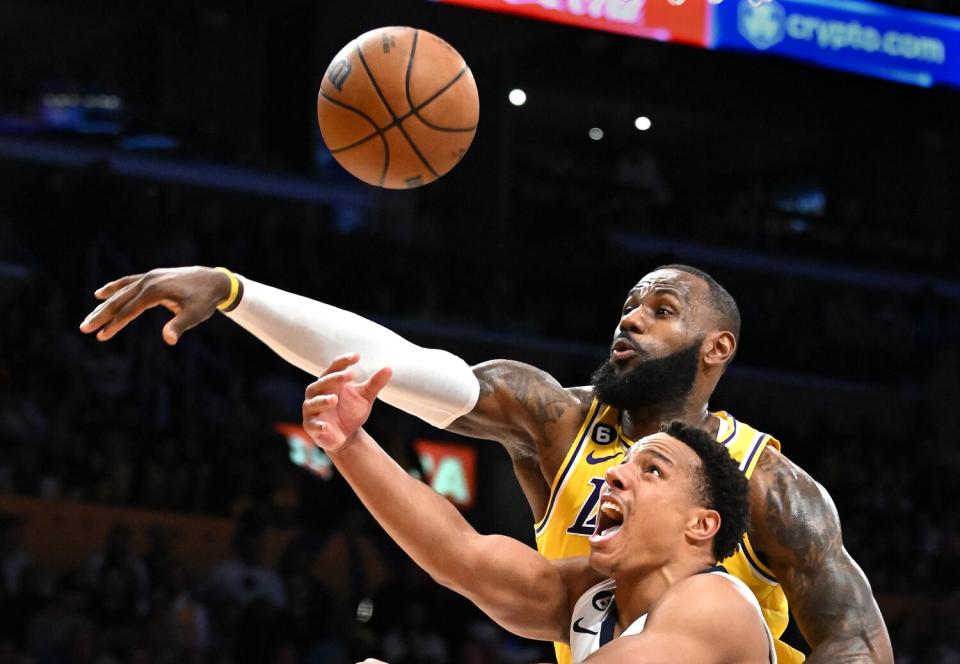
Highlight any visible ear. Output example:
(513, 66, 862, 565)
(685, 508, 721, 548)
(701, 331, 736, 369)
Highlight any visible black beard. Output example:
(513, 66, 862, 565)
(591, 338, 702, 412)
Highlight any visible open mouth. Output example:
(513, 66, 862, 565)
(590, 497, 624, 543)
(611, 338, 639, 361)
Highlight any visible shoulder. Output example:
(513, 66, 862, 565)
(566, 385, 597, 409)
(644, 573, 766, 652)
(748, 443, 844, 568)
(749, 445, 833, 527)
(651, 572, 756, 619)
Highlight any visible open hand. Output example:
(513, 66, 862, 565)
(302, 354, 393, 452)
(79, 266, 231, 345)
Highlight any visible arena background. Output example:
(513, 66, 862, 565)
(1, 0, 959, 662)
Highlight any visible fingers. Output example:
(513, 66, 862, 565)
(357, 366, 393, 401)
(305, 356, 391, 400)
(304, 369, 354, 400)
(89, 286, 169, 342)
(80, 281, 142, 335)
(161, 306, 215, 346)
(302, 392, 338, 419)
(320, 353, 360, 377)
(94, 274, 141, 300)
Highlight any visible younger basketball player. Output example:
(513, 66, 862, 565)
(80, 265, 892, 663)
(302, 353, 775, 663)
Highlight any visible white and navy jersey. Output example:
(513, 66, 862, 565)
(568, 567, 777, 664)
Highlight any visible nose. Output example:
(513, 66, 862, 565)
(604, 463, 627, 491)
(619, 306, 646, 335)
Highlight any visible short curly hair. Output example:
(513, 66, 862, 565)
(662, 421, 750, 562)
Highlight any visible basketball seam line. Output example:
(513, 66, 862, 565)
(326, 79, 477, 157)
(354, 41, 399, 185)
(396, 30, 439, 179)
(405, 64, 475, 133)
(318, 88, 390, 183)
(354, 33, 439, 181)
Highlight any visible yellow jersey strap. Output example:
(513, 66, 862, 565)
(534, 398, 602, 536)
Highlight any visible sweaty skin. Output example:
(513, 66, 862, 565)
(79, 266, 893, 662)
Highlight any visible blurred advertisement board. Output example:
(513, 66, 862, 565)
(712, 0, 960, 87)
(436, 0, 960, 88)
(414, 439, 478, 509)
(434, 0, 711, 47)
(277, 422, 335, 479)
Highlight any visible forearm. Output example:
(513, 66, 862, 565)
(224, 277, 479, 427)
(329, 428, 485, 588)
(328, 428, 568, 640)
(794, 560, 893, 664)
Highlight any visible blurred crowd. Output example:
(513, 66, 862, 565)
(0, 509, 547, 664)
(1, 162, 960, 662)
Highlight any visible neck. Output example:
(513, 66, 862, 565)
(619, 398, 716, 441)
(611, 555, 715, 634)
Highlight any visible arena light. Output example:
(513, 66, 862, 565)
(634, 116, 652, 131)
(508, 88, 527, 106)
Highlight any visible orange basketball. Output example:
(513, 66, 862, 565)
(317, 26, 479, 189)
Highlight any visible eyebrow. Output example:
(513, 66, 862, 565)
(628, 286, 686, 300)
(629, 448, 676, 467)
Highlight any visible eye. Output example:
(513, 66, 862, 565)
(622, 304, 635, 315)
(655, 306, 673, 316)
(647, 465, 662, 478)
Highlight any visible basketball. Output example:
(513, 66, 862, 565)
(317, 27, 479, 189)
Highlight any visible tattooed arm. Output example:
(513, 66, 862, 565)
(749, 447, 893, 663)
(448, 361, 593, 515)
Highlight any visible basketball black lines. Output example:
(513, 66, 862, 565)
(355, 35, 438, 181)
(321, 31, 475, 186)
(403, 31, 477, 134)
(317, 89, 390, 184)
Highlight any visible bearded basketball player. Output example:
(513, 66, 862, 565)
(80, 264, 892, 663)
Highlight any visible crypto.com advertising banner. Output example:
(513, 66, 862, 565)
(434, 0, 711, 48)
(712, 0, 960, 88)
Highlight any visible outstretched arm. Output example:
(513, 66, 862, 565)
(302, 354, 573, 643)
(79, 268, 588, 510)
(749, 447, 893, 663)
(78, 267, 583, 437)
(80, 267, 480, 428)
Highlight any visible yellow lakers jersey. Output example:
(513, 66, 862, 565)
(535, 399, 805, 664)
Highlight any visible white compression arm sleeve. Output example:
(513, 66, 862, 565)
(222, 277, 480, 429)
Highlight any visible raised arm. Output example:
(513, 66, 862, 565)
(301, 354, 574, 642)
(749, 447, 893, 663)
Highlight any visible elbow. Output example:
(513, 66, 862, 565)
(427, 569, 458, 591)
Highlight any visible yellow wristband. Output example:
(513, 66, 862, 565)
(214, 267, 240, 311)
